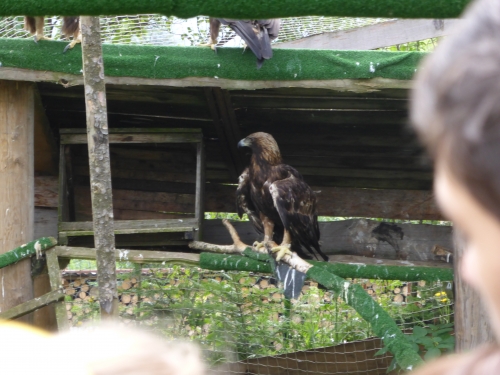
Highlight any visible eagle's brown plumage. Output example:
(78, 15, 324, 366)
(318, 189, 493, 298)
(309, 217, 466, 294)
(207, 18, 281, 69)
(236, 132, 328, 261)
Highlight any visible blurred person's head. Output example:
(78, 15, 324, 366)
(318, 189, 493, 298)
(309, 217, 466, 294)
(1, 320, 205, 375)
(411, 0, 500, 340)
(55, 323, 206, 375)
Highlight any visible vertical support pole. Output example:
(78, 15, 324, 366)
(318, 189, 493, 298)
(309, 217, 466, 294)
(454, 229, 494, 351)
(45, 248, 70, 331)
(0, 80, 34, 322)
(80, 16, 118, 318)
(194, 140, 205, 241)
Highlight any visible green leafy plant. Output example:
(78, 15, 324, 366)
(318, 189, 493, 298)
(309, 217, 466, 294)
(376, 322, 455, 372)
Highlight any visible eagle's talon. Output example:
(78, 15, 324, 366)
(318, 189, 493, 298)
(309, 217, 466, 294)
(271, 245, 293, 262)
(253, 241, 265, 250)
(199, 39, 218, 52)
(33, 34, 51, 44)
(63, 37, 81, 53)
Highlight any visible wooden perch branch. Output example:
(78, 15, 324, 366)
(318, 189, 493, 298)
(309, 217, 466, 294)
(189, 219, 313, 273)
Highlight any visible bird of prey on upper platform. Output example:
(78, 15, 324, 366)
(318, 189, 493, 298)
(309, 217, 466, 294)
(204, 18, 281, 69)
(24, 16, 81, 53)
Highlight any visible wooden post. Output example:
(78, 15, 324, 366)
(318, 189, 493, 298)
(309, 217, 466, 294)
(454, 229, 494, 351)
(80, 16, 118, 317)
(0, 80, 35, 322)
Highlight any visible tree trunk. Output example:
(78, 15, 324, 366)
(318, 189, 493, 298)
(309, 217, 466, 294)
(454, 229, 494, 351)
(0, 80, 35, 323)
(80, 16, 118, 318)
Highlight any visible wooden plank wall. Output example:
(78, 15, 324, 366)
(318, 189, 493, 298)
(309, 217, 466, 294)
(223, 337, 394, 375)
(0, 80, 35, 323)
(35, 175, 443, 221)
(203, 220, 452, 262)
(70, 143, 199, 221)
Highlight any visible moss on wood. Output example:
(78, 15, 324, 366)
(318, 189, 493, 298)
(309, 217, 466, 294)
(0, 237, 57, 269)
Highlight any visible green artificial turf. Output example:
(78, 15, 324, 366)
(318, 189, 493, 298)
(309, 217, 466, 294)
(310, 261, 454, 282)
(0, 38, 425, 81)
(199, 253, 453, 282)
(0, 0, 470, 19)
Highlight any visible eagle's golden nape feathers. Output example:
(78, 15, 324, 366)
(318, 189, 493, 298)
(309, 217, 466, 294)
(237, 132, 282, 166)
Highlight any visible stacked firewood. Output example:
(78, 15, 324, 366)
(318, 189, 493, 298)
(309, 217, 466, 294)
(62, 270, 335, 326)
(363, 281, 411, 303)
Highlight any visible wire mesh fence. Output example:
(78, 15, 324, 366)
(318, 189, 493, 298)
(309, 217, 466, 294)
(61, 264, 454, 374)
(0, 15, 391, 47)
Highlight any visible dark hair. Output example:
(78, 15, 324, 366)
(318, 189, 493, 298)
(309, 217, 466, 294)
(411, 0, 500, 220)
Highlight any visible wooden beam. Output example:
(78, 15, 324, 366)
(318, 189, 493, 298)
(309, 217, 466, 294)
(81, 16, 118, 318)
(55, 246, 201, 265)
(453, 230, 494, 351)
(59, 218, 198, 232)
(34, 87, 58, 175)
(0, 289, 64, 320)
(194, 141, 206, 240)
(275, 19, 460, 50)
(0, 80, 34, 323)
(61, 132, 202, 145)
(204, 88, 238, 180)
(214, 89, 244, 172)
(45, 248, 70, 331)
(0, 67, 412, 93)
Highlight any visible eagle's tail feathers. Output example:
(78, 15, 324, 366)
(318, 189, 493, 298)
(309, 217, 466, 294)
(24, 17, 36, 34)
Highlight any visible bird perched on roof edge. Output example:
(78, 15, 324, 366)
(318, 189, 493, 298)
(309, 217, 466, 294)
(24, 16, 81, 53)
(204, 18, 281, 69)
(236, 132, 328, 298)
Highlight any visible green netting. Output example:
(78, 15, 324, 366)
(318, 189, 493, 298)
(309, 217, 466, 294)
(63, 264, 454, 372)
(0, 0, 470, 19)
(0, 38, 425, 80)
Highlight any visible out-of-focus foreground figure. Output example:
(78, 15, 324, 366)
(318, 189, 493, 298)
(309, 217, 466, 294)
(1, 321, 205, 375)
(410, 0, 500, 373)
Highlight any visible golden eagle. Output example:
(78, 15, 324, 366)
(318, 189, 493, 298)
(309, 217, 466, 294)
(205, 18, 281, 69)
(236, 132, 328, 262)
(24, 16, 81, 53)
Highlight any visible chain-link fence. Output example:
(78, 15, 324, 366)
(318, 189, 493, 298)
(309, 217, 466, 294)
(0, 15, 391, 47)
(62, 264, 454, 374)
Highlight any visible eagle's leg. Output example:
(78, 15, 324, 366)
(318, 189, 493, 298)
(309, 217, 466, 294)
(253, 214, 277, 253)
(33, 17, 51, 43)
(270, 229, 293, 261)
(199, 18, 219, 52)
(63, 30, 82, 54)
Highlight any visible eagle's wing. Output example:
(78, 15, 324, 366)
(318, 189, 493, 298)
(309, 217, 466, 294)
(236, 168, 264, 233)
(269, 169, 328, 261)
(218, 19, 272, 68)
(257, 19, 281, 41)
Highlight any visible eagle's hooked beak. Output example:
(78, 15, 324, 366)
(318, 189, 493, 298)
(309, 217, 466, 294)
(237, 138, 251, 149)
